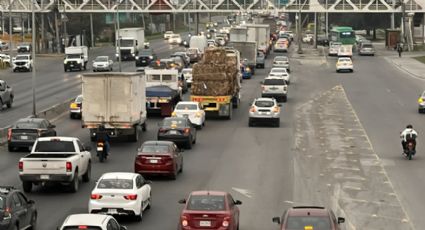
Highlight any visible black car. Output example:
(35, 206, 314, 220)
(0, 186, 37, 230)
(8, 118, 57, 152)
(135, 48, 157, 68)
(157, 117, 197, 149)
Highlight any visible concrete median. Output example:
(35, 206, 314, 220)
(0, 97, 75, 146)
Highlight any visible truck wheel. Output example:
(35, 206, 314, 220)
(83, 64, 87, 70)
(186, 138, 193, 149)
(6, 96, 13, 108)
(82, 162, 91, 182)
(227, 106, 233, 120)
(69, 171, 79, 193)
(0, 100, 3, 110)
(129, 126, 139, 142)
(23, 181, 32, 193)
(142, 123, 147, 132)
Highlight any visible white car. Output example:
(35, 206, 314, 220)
(12, 54, 32, 72)
(182, 68, 193, 87)
(269, 67, 290, 84)
(164, 31, 174, 39)
(172, 101, 205, 128)
(329, 42, 342, 56)
(92, 56, 113, 72)
(336, 57, 353, 72)
(58, 214, 127, 230)
(168, 34, 182, 44)
(89, 172, 152, 221)
(302, 34, 313, 43)
(272, 56, 290, 72)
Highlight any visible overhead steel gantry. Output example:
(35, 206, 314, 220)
(0, 0, 423, 13)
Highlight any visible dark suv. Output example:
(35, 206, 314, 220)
(135, 48, 157, 69)
(0, 186, 37, 230)
(273, 206, 345, 230)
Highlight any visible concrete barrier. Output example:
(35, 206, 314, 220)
(0, 98, 75, 146)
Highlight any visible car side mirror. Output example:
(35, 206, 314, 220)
(120, 226, 127, 230)
(84, 146, 92, 151)
(145, 180, 152, 184)
(49, 124, 56, 128)
(234, 200, 242, 205)
(178, 198, 186, 204)
(260, 81, 264, 84)
(337, 217, 345, 224)
(28, 199, 35, 204)
(272, 217, 281, 224)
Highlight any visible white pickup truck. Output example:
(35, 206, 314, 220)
(19, 137, 92, 193)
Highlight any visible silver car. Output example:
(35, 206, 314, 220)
(358, 42, 375, 56)
(272, 56, 290, 72)
(92, 56, 113, 72)
(248, 97, 281, 127)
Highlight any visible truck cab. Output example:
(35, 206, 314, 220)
(116, 37, 138, 60)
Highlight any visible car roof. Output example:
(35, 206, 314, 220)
(142, 140, 174, 146)
(190, 191, 228, 196)
(63, 214, 109, 226)
(100, 172, 138, 180)
(274, 56, 288, 59)
(37, 136, 77, 141)
(287, 206, 330, 217)
(164, 116, 187, 121)
(271, 68, 287, 71)
(255, 97, 275, 102)
(177, 101, 198, 105)
(15, 118, 46, 124)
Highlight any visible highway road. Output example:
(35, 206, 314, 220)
(0, 42, 424, 230)
(0, 38, 185, 128)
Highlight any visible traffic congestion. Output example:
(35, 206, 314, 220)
(0, 10, 423, 230)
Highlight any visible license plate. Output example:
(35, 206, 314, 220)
(20, 136, 28, 140)
(70, 65, 74, 67)
(200, 221, 211, 227)
(97, 147, 103, 151)
(150, 159, 158, 163)
(40, 175, 49, 180)
(108, 209, 118, 214)
(261, 112, 269, 115)
(142, 60, 146, 62)
(169, 130, 178, 135)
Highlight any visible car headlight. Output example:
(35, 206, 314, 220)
(63, 60, 67, 64)
(132, 53, 135, 56)
(76, 60, 82, 64)
(246, 67, 251, 72)
(149, 55, 153, 59)
(419, 98, 424, 104)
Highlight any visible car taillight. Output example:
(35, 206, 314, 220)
(250, 106, 256, 112)
(195, 112, 202, 118)
(181, 216, 188, 227)
(78, 226, 88, 229)
(4, 207, 12, 219)
(18, 161, 23, 171)
(90, 194, 103, 200)
(158, 128, 167, 133)
(124, 194, 138, 200)
(273, 106, 280, 113)
(184, 128, 190, 134)
(7, 128, 12, 141)
(222, 216, 231, 227)
(66, 162, 72, 172)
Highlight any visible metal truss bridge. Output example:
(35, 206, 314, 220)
(0, 0, 423, 14)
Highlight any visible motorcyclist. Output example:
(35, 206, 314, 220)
(96, 124, 110, 156)
(400, 124, 417, 154)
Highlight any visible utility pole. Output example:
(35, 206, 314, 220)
(31, 0, 36, 116)
(9, 0, 12, 54)
(90, 13, 94, 48)
(297, 0, 303, 54)
(116, 0, 122, 72)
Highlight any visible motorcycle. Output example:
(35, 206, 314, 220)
(404, 140, 416, 160)
(96, 141, 108, 162)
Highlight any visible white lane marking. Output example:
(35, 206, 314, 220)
(232, 187, 254, 198)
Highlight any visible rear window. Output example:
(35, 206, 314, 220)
(97, 179, 133, 189)
(176, 104, 197, 110)
(187, 195, 226, 211)
(75, 96, 83, 103)
(255, 100, 275, 107)
(264, 79, 286, 85)
(275, 57, 288, 62)
(163, 119, 187, 127)
(63, 227, 102, 230)
(34, 141, 75, 152)
(182, 70, 192, 75)
(141, 145, 170, 153)
(362, 44, 373, 48)
(285, 216, 331, 230)
(14, 122, 42, 129)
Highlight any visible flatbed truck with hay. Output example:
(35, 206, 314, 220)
(190, 47, 241, 119)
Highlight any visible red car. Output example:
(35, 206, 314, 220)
(134, 140, 183, 179)
(178, 191, 242, 230)
(272, 206, 345, 230)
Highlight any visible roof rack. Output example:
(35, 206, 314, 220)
(293, 206, 325, 209)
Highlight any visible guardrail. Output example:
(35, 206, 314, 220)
(0, 98, 75, 146)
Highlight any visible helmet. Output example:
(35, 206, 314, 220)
(406, 124, 413, 129)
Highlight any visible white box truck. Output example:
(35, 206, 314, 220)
(81, 73, 147, 142)
(64, 46, 88, 72)
(116, 28, 145, 61)
(189, 36, 208, 54)
(230, 27, 248, 42)
(243, 24, 271, 55)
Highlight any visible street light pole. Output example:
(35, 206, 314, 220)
(297, 0, 303, 54)
(31, 0, 36, 116)
(116, 0, 122, 72)
(8, 0, 12, 54)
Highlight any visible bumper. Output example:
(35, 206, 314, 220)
(89, 200, 140, 216)
(93, 66, 110, 71)
(158, 135, 190, 144)
(359, 51, 375, 55)
(274, 48, 288, 52)
(20, 173, 73, 183)
(249, 117, 279, 123)
(336, 66, 353, 71)
(8, 140, 35, 148)
(70, 108, 81, 114)
(135, 163, 175, 175)
(64, 63, 83, 70)
(262, 93, 287, 99)
(13, 66, 30, 70)
(272, 64, 289, 69)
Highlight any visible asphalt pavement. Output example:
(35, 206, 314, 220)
(0, 42, 424, 230)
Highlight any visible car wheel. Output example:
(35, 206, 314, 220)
(23, 181, 32, 193)
(12, 69, 16, 72)
(70, 113, 75, 119)
(179, 161, 183, 173)
(282, 96, 287, 103)
(186, 138, 193, 149)
(134, 206, 143, 222)
(82, 162, 91, 182)
(336, 70, 339, 73)
(13, 224, 18, 230)
(6, 97, 12, 108)
(69, 171, 79, 193)
(142, 122, 147, 131)
(93, 69, 96, 72)
(275, 119, 280, 127)
(8, 145, 14, 152)
(192, 135, 196, 144)
(170, 169, 177, 180)
(30, 212, 37, 230)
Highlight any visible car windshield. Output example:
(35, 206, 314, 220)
(141, 145, 169, 153)
(285, 216, 331, 230)
(163, 119, 187, 127)
(255, 100, 275, 107)
(339, 58, 351, 62)
(16, 56, 29, 60)
(119, 39, 133, 47)
(176, 104, 197, 110)
(34, 141, 75, 152)
(187, 195, 226, 211)
(97, 178, 133, 189)
(362, 44, 373, 48)
(95, 57, 108, 62)
(63, 227, 102, 230)
(264, 79, 286, 85)
(66, 54, 80, 59)
(275, 57, 288, 62)
(75, 96, 83, 103)
(14, 122, 42, 129)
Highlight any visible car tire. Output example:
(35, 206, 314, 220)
(192, 135, 196, 144)
(6, 97, 12, 108)
(30, 212, 37, 230)
(179, 162, 183, 173)
(69, 171, 79, 193)
(282, 96, 287, 103)
(170, 168, 177, 180)
(82, 162, 91, 182)
(275, 119, 280, 127)
(142, 122, 147, 131)
(93, 69, 96, 72)
(8, 145, 14, 152)
(134, 207, 143, 222)
(336, 70, 339, 73)
(12, 69, 16, 72)
(186, 138, 193, 149)
(23, 181, 32, 193)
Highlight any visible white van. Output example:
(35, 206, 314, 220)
(337, 45, 353, 58)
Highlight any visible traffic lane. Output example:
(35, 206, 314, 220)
(0, 42, 185, 128)
(336, 54, 425, 229)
